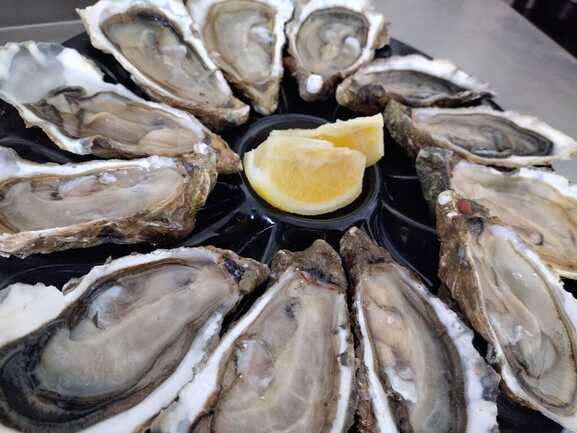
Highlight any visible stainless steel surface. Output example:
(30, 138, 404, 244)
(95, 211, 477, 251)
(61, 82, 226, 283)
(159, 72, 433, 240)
(0, 0, 93, 27)
(0, 0, 575, 179)
(0, 21, 83, 44)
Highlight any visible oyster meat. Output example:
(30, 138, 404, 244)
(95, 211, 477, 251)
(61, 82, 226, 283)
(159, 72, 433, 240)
(340, 227, 498, 433)
(437, 190, 577, 430)
(187, 0, 293, 115)
(417, 147, 577, 279)
(78, 0, 250, 130)
(0, 42, 240, 174)
(285, 0, 388, 101)
(150, 240, 356, 433)
(0, 246, 269, 433)
(0, 147, 215, 257)
(336, 54, 494, 114)
(383, 99, 577, 166)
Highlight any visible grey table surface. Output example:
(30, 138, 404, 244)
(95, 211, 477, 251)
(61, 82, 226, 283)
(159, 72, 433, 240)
(0, 0, 576, 180)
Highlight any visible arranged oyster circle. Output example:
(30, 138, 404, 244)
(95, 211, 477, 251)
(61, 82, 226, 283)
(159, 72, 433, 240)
(0, 246, 269, 433)
(0, 147, 216, 257)
(285, 0, 389, 101)
(336, 54, 495, 114)
(0, 42, 240, 174)
(437, 190, 577, 430)
(78, 0, 250, 130)
(187, 0, 293, 115)
(1, 0, 577, 431)
(417, 147, 577, 279)
(340, 227, 499, 433)
(383, 99, 577, 166)
(150, 240, 356, 433)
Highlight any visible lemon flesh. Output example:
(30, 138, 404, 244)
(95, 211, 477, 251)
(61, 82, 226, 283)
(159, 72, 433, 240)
(270, 114, 384, 166)
(244, 136, 366, 216)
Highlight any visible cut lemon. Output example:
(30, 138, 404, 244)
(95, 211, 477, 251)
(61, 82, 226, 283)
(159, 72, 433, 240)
(270, 114, 384, 166)
(244, 136, 366, 216)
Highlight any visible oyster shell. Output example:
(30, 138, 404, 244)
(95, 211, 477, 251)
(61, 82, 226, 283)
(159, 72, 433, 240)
(150, 240, 356, 433)
(78, 0, 250, 130)
(0, 147, 216, 257)
(187, 0, 293, 115)
(0, 246, 268, 433)
(340, 227, 499, 433)
(0, 42, 240, 174)
(417, 147, 577, 279)
(437, 190, 577, 430)
(336, 54, 494, 114)
(383, 99, 577, 166)
(285, 0, 389, 101)
(0, 283, 64, 347)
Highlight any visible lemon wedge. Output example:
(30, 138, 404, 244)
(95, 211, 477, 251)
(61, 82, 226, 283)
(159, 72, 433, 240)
(271, 114, 384, 166)
(244, 136, 366, 216)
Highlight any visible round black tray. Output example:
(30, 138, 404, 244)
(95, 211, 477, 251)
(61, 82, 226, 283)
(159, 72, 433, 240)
(0, 34, 566, 433)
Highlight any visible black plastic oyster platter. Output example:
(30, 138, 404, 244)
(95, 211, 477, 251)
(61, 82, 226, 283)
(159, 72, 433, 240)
(0, 1, 576, 433)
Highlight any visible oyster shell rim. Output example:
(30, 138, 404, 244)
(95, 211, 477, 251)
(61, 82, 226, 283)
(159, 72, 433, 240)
(383, 98, 577, 166)
(0, 148, 216, 258)
(436, 190, 577, 430)
(340, 227, 499, 433)
(0, 41, 241, 174)
(285, 0, 390, 101)
(187, 0, 294, 115)
(149, 240, 356, 433)
(77, 0, 250, 131)
(336, 54, 496, 112)
(0, 245, 269, 433)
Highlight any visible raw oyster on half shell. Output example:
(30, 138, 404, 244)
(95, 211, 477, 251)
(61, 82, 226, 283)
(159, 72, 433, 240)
(150, 240, 356, 433)
(187, 0, 293, 115)
(0, 42, 240, 174)
(437, 190, 577, 430)
(0, 147, 215, 257)
(336, 54, 494, 114)
(417, 147, 577, 279)
(285, 0, 389, 101)
(340, 227, 499, 433)
(0, 246, 269, 433)
(78, 0, 250, 130)
(383, 99, 577, 166)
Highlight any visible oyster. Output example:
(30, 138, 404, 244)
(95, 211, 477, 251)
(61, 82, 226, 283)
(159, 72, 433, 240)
(0, 246, 269, 433)
(417, 147, 577, 279)
(0, 42, 240, 174)
(437, 190, 577, 430)
(340, 227, 499, 433)
(285, 0, 389, 101)
(0, 147, 216, 257)
(78, 0, 250, 130)
(150, 240, 356, 433)
(187, 0, 293, 115)
(383, 99, 577, 166)
(0, 283, 64, 347)
(336, 54, 494, 114)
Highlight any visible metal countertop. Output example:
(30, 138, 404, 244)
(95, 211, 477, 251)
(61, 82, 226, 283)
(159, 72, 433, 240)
(0, 0, 576, 180)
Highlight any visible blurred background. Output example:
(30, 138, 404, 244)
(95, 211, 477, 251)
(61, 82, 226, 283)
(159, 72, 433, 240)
(505, 0, 577, 57)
